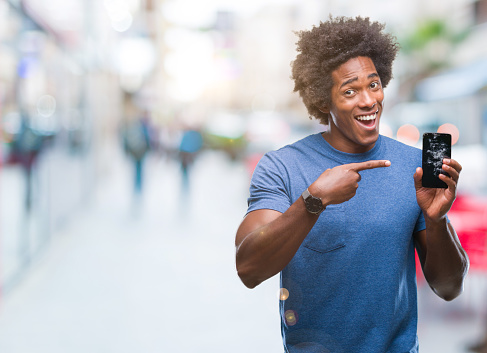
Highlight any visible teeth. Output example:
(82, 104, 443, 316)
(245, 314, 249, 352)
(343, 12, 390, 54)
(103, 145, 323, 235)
(356, 113, 376, 121)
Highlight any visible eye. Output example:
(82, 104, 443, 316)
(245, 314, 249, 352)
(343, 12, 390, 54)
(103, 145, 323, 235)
(344, 89, 355, 96)
(370, 81, 381, 89)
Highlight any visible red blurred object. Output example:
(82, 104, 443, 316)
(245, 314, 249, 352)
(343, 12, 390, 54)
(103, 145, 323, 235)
(448, 194, 487, 270)
(244, 152, 264, 177)
(416, 194, 487, 283)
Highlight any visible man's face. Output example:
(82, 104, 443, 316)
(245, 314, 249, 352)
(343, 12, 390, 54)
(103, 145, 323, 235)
(322, 56, 384, 154)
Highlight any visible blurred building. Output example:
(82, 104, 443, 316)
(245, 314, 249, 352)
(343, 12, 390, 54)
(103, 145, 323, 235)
(0, 0, 156, 292)
(393, 0, 487, 194)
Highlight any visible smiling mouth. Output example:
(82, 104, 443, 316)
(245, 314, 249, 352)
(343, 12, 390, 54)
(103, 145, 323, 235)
(355, 110, 378, 122)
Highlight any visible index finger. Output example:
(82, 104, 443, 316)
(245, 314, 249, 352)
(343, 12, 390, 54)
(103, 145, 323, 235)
(349, 160, 391, 172)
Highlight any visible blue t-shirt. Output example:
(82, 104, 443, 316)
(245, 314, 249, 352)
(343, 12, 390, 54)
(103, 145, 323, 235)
(247, 133, 426, 353)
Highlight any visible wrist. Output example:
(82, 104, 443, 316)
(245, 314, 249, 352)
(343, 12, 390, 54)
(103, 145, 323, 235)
(302, 187, 325, 215)
(424, 214, 448, 228)
(308, 183, 328, 207)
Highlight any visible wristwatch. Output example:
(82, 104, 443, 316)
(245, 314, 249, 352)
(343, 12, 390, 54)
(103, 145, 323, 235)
(301, 188, 325, 215)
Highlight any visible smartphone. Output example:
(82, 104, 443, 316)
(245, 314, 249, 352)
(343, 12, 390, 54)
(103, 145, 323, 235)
(422, 133, 452, 188)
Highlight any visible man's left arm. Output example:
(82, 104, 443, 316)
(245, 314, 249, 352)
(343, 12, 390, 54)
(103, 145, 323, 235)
(413, 158, 470, 301)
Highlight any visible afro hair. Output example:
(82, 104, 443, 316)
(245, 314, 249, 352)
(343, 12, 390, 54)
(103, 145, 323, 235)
(291, 16, 399, 124)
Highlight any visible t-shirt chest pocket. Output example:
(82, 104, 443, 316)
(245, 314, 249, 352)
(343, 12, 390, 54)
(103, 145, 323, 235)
(302, 203, 347, 253)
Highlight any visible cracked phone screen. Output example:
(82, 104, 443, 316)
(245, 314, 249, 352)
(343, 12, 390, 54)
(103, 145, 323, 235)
(422, 133, 451, 188)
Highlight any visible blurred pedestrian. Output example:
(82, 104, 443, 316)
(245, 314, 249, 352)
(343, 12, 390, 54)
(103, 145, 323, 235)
(235, 16, 469, 353)
(178, 128, 203, 190)
(11, 114, 45, 212)
(121, 111, 152, 197)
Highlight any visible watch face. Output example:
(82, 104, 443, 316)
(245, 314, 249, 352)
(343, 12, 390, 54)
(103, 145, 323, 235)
(305, 197, 323, 213)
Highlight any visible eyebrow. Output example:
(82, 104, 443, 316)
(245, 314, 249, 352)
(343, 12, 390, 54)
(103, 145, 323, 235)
(339, 73, 379, 89)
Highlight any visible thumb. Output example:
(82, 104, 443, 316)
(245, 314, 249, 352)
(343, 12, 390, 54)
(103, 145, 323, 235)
(413, 167, 423, 190)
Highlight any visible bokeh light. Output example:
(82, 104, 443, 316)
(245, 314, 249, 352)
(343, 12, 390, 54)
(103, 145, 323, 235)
(379, 121, 393, 138)
(37, 94, 56, 117)
(284, 310, 298, 326)
(396, 124, 420, 146)
(437, 123, 460, 145)
(278, 288, 290, 300)
(111, 12, 133, 32)
(104, 0, 135, 32)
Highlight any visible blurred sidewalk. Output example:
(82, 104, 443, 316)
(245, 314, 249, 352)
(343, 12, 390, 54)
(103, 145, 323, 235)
(0, 149, 485, 352)
(0, 150, 282, 353)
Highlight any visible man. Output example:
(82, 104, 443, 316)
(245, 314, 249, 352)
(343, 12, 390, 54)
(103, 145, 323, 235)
(235, 16, 469, 352)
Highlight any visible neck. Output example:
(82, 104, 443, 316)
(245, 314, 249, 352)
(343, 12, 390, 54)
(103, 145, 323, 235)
(321, 128, 377, 154)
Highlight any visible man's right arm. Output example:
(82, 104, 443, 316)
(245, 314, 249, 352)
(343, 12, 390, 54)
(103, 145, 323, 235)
(235, 159, 391, 289)
(235, 198, 321, 289)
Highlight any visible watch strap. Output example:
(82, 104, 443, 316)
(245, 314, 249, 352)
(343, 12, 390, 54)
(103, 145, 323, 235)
(302, 188, 311, 200)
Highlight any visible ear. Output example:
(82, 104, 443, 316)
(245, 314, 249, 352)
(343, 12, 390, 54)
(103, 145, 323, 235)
(319, 106, 330, 114)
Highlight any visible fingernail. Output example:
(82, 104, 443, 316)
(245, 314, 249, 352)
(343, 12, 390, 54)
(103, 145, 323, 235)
(443, 158, 450, 163)
(385, 160, 391, 166)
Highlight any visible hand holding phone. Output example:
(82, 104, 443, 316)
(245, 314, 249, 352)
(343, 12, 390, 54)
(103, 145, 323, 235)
(422, 133, 452, 188)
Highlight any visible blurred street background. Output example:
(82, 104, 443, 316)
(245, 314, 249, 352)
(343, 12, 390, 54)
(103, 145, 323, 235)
(0, 0, 486, 352)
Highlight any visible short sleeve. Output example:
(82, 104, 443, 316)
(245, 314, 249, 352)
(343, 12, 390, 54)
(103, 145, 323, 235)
(246, 152, 292, 215)
(413, 209, 450, 234)
(414, 210, 426, 233)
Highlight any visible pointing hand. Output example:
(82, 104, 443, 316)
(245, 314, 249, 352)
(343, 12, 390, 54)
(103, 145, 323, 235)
(309, 160, 391, 207)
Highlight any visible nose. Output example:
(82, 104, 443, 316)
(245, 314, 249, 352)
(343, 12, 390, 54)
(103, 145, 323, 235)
(359, 91, 377, 110)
